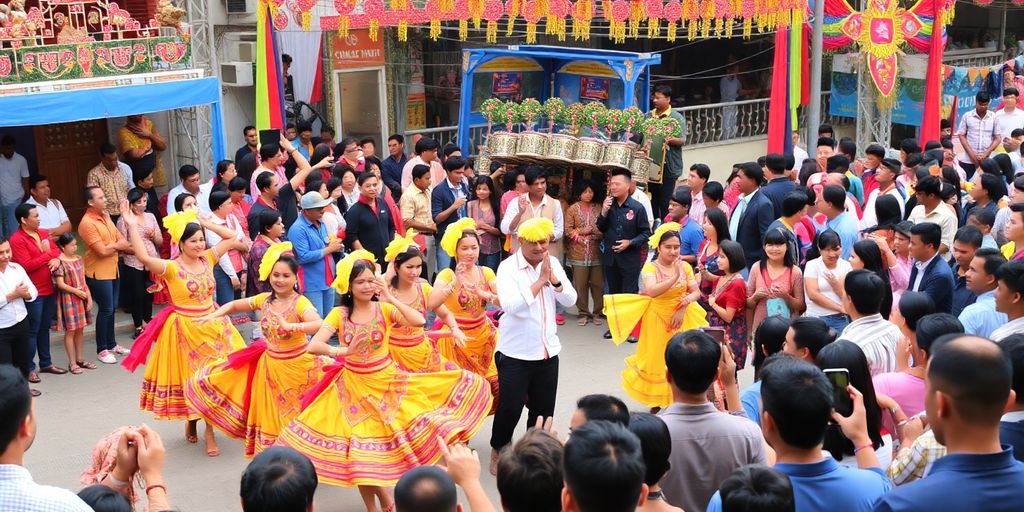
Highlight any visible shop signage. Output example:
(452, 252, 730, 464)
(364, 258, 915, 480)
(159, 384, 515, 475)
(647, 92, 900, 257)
(331, 29, 384, 70)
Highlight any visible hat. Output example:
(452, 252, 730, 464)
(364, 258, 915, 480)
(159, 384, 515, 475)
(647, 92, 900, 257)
(517, 217, 554, 242)
(300, 191, 332, 210)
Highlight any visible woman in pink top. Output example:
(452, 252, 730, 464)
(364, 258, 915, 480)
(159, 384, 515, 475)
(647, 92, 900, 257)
(874, 291, 937, 435)
(499, 169, 527, 216)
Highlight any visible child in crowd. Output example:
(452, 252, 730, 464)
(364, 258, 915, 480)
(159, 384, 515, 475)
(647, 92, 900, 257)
(53, 233, 93, 374)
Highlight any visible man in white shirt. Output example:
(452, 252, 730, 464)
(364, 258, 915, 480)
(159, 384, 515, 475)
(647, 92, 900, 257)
(957, 91, 999, 180)
(0, 136, 29, 239)
(0, 238, 39, 396)
(861, 158, 905, 229)
(792, 131, 811, 167)
(629, 180, 655, 230)
(0, 366, 92, 511)
(166, 164, 211, 216)
(993, 261, 1024, 341)
(24, 176, 71, 243)
(490, 217, 576, 473)
(909, 176, 958, 260)
(401, 137, 446, 191)
(994, 87, 1024, 140)
(836, 270, 902, 376)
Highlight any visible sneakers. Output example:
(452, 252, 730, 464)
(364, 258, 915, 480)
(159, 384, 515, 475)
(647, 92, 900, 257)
(97, 350, 117, 364)
(111, 345, 131, 356)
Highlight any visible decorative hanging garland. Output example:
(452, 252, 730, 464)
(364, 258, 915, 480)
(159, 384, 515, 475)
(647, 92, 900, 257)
(270, 0, 806, 42)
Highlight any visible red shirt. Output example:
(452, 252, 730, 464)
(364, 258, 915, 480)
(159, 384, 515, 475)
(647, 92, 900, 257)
(714, 277, 747, 312)
(9, 227, 60, 295)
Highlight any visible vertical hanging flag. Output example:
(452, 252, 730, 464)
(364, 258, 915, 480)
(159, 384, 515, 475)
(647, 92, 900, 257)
(788, 8, 802, 129)
(920, 0, 944, 146)
(256, 1, 287, 131)
(767, 25, 791, 153)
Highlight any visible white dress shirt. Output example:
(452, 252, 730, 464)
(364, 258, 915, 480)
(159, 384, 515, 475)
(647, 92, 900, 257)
(24, 197, 69, 231)
(495, 251, 577, 360)
(500, 194, 565, 240)
(0, 262, 37, 328)
(956, 109, 997, 164)
(0, 465, 92, 512)
(167, 181, 213, 216)
(631, 188, 655, 229)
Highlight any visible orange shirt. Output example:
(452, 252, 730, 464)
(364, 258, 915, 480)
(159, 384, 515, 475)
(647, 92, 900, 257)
(79, 210, 122, 279)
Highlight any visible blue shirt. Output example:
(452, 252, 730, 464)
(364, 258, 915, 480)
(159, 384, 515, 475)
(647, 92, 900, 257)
(381, 153, 407, 192)
(826, 211, 859, 260)
(951, 263, 977, 317)
(678, 216, 705, 259)
(739, 381, 762, 427)
(707, 457, 890, 512)
(873, 448, 1024, 512)
(983, 234, 999, 250)
(286, 214, 332, 292)
(959, 290, 1007, 339)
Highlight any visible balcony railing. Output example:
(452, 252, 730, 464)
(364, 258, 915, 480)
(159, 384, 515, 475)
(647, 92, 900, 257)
(942, 49, 1006, 69)
(408, 91, 850, 155)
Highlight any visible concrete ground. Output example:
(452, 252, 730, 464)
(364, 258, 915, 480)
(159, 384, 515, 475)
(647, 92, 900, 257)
(25, 307, 753, 511)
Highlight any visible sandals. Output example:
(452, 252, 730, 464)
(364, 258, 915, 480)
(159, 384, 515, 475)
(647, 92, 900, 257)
(185, 421, 198, 444)
(593, 316, 605, 326)
(134, 326, 145, 339)
(577, 316, 589, 326)
(76, 360, 98, 370)
(68, 364, 84, 375)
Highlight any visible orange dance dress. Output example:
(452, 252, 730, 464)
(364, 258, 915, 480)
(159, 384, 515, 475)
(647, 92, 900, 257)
(123, 251, 244, 420)
(389, 282, 457, 373)
(184, 293, 330, 456)
(433, 267, 499, 395)
(276, 302, 493, 487)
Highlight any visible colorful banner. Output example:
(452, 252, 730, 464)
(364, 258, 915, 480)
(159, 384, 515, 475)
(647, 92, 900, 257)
(0, 37, 191, 85)
(256, 2, 287, 131)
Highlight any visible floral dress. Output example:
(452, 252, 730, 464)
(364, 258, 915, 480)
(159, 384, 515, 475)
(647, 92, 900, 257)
(185, 293, 330, 457)
(53, 257, 89, 331)
(389, 282, 457, 373)
(123, 250, 245, 420)
(707, 275, 749, 369)
(434, 267, 499, 399)
(275, 302, 493, 486)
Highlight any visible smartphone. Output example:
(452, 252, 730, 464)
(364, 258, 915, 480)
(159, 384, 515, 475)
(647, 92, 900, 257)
(824, 368, 852, 417)
(701, 327, 726, 344)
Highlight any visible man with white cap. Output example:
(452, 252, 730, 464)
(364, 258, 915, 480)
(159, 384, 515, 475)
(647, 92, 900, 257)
(287, 191, 344, 319)
(489, 217, 577, 475)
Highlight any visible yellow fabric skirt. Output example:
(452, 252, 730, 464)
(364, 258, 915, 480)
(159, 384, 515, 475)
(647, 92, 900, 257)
(605, 294, 708, 408)
(139, 312, 244, 420)
(436, 315, 499, 387)
(184, 343, 330, 457)
(390, 331, 458, 373)
(276, 358, 493, 487)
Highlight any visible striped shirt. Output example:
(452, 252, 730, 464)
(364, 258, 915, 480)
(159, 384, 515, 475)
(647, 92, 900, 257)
(837, 314, 901, 376)
(0, 465, 92, 512)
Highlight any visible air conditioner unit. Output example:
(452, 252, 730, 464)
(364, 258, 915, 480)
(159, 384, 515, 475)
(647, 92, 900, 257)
(232, 41, 257, 62)
(225, 0, 256, 14)
(220, 62, 254, 86)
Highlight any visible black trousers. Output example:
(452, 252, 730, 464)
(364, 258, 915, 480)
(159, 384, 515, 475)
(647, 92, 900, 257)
(121, 266, 154, 328)
(0, 317, 30, 376)
(605, 262, 642, 294)
(490, 353, 559, 450)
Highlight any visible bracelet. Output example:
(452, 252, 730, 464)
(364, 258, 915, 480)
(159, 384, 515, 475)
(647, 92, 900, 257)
(854, 442, 874, 454)
(146, 484, 167, 495)
(105, 474, 130, 488)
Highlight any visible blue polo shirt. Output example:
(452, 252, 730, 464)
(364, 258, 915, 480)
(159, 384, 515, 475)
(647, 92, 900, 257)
(950, 263, 976, 317)
(286, 214, 332, 292)
(826, 211, 859, 260)
(707, 457, 890, 512)
(677, 216, 705, 260)
(739, 381, 763, 427)
(873, 448, 1024, 512)
(959, 290, 1007, 339)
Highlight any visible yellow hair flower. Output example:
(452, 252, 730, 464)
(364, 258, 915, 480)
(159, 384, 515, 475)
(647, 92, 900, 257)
(440, 217, 478, 257)
(162, 209, 198, 244)
(649, 222, 682, 249)
(331, 249, 377, 294)
(258, 242, 293, 282)
(385, 229, 419, 263)
(517, 217, 554, 242)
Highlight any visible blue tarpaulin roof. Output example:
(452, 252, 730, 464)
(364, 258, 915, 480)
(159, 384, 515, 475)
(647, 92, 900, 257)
(0, 75, 226, 161)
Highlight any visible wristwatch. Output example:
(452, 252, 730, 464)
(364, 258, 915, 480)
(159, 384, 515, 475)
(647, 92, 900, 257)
(550, 280, 562, 288)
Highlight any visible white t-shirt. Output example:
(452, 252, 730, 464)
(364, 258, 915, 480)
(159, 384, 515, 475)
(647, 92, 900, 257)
(720, 76, 741, 102)
(804, 256, 853, 317)
(25, 197, 69, 231)
(994, 108, 1024, 139)
(0, 152, 29, 204)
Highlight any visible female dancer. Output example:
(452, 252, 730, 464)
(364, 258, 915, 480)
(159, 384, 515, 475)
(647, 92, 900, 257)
(120, 204, 247, 457)
(384, 231, 463, 373)
(427, 217, 500, 401)
(276, 250, 493, 512)
(604, 222, 707, 409)
(185, 243, 329, 457)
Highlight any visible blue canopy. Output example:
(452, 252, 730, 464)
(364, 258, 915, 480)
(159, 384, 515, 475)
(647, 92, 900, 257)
(0, 75, 226, 162)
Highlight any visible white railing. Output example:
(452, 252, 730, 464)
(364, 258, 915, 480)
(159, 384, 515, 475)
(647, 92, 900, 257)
(942, 49, 1006, 69)
(405, 91, 851, 154)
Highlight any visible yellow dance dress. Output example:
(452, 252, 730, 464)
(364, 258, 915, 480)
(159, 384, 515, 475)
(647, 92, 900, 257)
(184, 293, 330, 457)
(123, 251, 245, 420)
(276, 302, 494, 487)
(434, 267, 499, 395)
(389, 282, 458, 373)
(603, 262, 708, 408)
